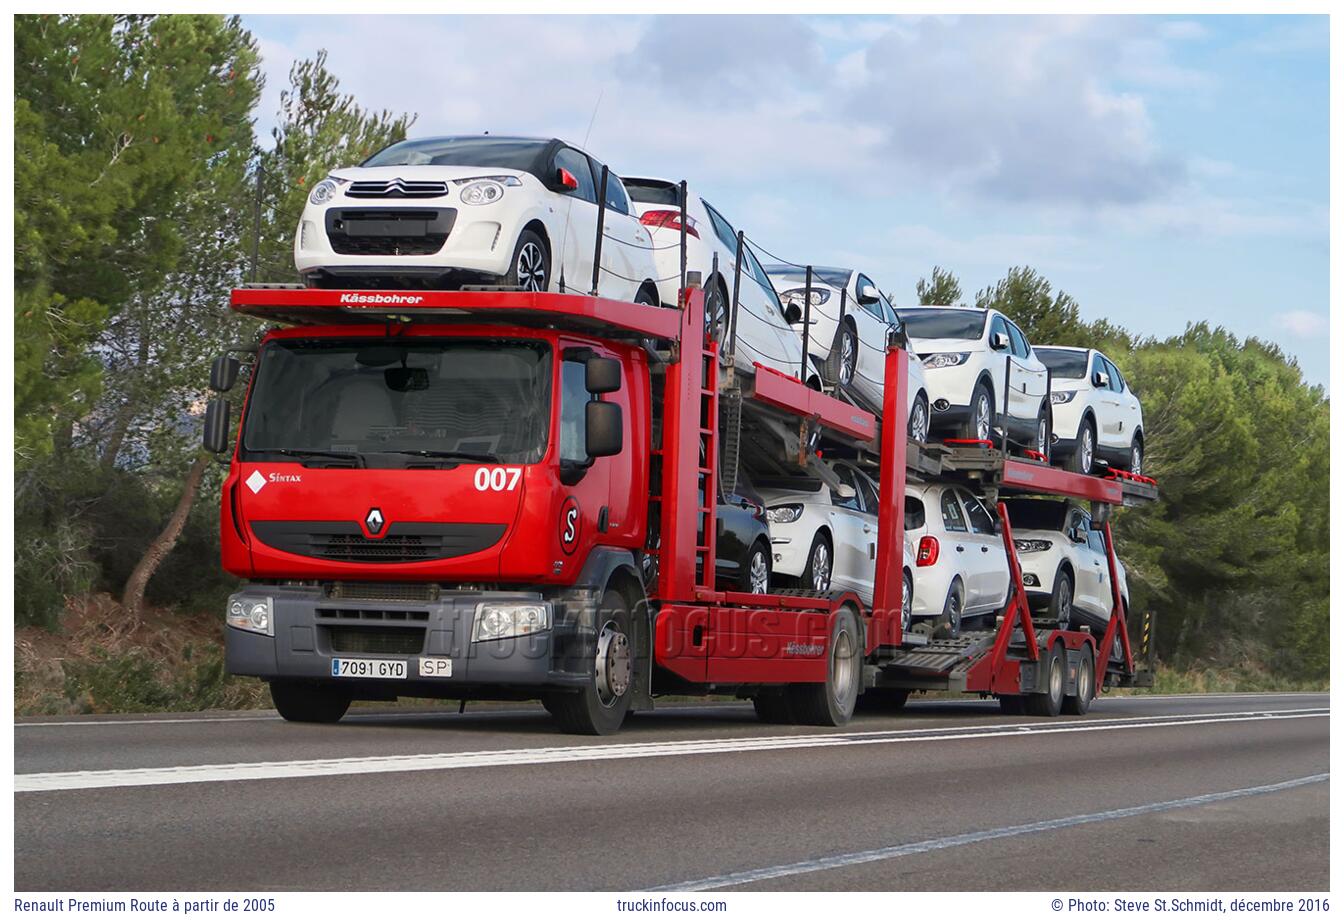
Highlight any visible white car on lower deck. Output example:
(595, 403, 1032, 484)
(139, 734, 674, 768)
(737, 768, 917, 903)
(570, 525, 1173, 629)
(1035, 346, 1146, 476)
(294, 135, 661, 305)
(905, 481, 1010, 637)
(764, 265, 931, 442)
(621, 177, 813, 383)
(1001, 497, 1129, 633)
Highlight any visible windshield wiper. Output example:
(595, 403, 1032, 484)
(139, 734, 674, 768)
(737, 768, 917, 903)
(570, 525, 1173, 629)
(376, 449, 501, 464)
(269, 448, 365, 467)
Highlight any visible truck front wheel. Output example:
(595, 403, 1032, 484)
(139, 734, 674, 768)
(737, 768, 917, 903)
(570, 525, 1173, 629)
(270, 680, 352, 724)
(546, 589, 634, 735)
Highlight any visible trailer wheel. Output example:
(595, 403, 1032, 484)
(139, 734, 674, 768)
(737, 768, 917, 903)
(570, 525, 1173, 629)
(752, 690, 795, 724)
(1063, 647, 1095, 715)
(1026, 643, 1066, 717)
(788, 604, 861, 726)
(270, 680, 351, 724)
(546, 589, 633, 735)
(1048, 568, 1074, 630)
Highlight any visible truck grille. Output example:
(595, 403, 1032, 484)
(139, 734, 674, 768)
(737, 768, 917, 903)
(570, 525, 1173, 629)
(252, 521, 506, 564)
(325, 583, 441, 604)
(326, 625, 425, 655)
(324, 208, 456, 257)
(346, 179, 450, 199)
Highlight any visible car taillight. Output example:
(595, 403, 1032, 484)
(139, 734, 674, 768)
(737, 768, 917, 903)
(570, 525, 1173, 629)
(916, 536, 940, 567)
(639, 209, 699, 238)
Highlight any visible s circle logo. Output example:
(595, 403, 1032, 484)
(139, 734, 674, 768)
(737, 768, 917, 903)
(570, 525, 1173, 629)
(559, 496, 581, 555)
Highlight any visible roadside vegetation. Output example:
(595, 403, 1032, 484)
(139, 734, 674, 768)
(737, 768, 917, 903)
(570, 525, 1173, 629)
(14, 15, 1327, 715)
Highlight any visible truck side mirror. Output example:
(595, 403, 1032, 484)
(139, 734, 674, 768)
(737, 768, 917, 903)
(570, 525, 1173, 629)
(210, 355, 241, 392)
(203, 397, 231, 454)
(585, 356, 621, 394)
(991, 331, 1010, 351)
(585, 401, 623, 457)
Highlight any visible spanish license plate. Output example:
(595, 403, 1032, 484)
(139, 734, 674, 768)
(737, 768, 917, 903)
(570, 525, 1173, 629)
(331, 658, 407, 680)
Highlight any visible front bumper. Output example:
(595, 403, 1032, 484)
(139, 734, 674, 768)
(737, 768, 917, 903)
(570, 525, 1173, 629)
(225, 584, 594, 696)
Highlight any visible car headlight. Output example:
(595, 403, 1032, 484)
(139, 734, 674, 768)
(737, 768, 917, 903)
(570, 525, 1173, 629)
(780, 289, 831, 309)
(767, 504, 804, 524)
(1013, 539, 1053, 553)
(1050, 391, 1077, 404)
(226, 595, 274, 636)
(308, 178, 341, 206)
(459, 180, 508, 206)
(472, 602, 551, 641)
(923, 352, 970, 369)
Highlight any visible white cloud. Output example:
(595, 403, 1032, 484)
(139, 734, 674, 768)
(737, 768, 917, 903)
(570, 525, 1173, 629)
(1274, 310, 1328, 338)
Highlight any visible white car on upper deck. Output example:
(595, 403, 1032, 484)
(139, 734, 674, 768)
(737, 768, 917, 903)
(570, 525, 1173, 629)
(1035, 346, 1146, 476)
(895, 306, 1051, 455)
(294, 135, 662, 305)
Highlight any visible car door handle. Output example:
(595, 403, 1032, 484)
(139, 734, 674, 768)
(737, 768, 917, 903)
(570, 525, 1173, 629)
(956, 545, 965, 552)
(981, 546, 989, 553)
(863, 524, 873, 533)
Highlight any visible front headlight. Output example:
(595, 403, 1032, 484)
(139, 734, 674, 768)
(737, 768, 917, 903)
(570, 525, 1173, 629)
(780, 289, 831, 309)
(923, 352, 970, 369)
(472, 602, 551, 642)
(308, 178, 341, 206)
(1050, 391, 1077, 404)
(767, 504, 804, 524)
(226, 595, 274, 636)
(1013, 539, 1053, 553)
(459, 180, 507, 206)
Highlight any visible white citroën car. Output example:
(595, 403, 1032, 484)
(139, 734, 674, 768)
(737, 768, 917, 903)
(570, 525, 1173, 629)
(294, 135, 662, 305)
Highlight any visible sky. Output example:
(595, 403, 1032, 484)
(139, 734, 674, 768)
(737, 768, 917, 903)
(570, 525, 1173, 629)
(245, 14, 1330, 386)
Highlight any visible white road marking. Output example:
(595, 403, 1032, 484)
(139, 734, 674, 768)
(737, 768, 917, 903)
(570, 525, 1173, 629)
(14, 709, 1326, 793)
(653, 773, 1331, 891)
(12, 691, 1325, 728)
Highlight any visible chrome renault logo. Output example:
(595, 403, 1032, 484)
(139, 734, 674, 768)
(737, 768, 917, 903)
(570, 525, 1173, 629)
(366, 508, 385, 535)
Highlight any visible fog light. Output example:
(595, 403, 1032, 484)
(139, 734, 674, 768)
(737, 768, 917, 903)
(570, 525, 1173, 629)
(1022, 574, 1040, 587)
(934, 399, 950, 411)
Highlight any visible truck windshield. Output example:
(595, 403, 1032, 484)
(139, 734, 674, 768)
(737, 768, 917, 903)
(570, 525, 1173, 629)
(895, 308, 987, 340)
(241, 339, 552, 465)
(1035, 348, 1088, 379)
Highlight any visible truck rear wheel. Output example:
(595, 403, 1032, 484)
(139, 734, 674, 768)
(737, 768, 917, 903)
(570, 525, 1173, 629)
(1026, 643, 1066, 717)
(270, 680, 352, 724)
(787, 604, 861, 726)
(546, 589, 634, 735)
(1062, 647, 1095, 715)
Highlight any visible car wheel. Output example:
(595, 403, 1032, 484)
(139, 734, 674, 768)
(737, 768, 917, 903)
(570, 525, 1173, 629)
(908, 392, 930, 444)
(1071, 419, 1096, 474)
(1047, 567, 1073, 630)
(270, 680, 351, 724)
(938, 581, 964, 639)
(1026, 642, 1066, 717)
(505, 229, 549, 293)
(634, 285, 660, 307)
(824, 323, 858, 388)
(1128, 437, 1143, 477)
(545, 589, 634, 735)
(787, 604, 862, 726)
(704, 281, 728, 350)
(901, 569, 914, 638)
(1035, 404, 1051, 461)
(801, 532, 832, 594)
(742, 540, 771, 594)
(1062, 647, 1095, 715)
(959, 382, 995, 443)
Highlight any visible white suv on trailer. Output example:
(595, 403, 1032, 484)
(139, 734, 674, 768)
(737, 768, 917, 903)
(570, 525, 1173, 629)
(905, 481, 1011, 637)
(897, 306, 1051, 454)
(294, 135, 662, 305)
(1035, 346, 1145, 476)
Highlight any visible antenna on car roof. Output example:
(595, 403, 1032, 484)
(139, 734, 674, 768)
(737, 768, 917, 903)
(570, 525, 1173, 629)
(557, 90, 606, 295)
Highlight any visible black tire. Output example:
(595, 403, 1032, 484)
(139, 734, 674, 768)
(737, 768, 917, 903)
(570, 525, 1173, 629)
(635, 285, 660, 307)
(741, 540, 772, 594)
(752, 690, 795, 724)
(999, 694, 1026, 715)
(546, 589, 635, 735)
(909, 392, 930, 444)
(504, 229, 549, 292)
(1035, 403, 1051, 461)
(788, 604, 862, 726)
(1070, 417, 1096, 474)
(1127, 436, 1144, 477)
(823, 322, 858, 389)
(705, 281, 728, 351)
(1063, 647, 1095, 715)
(959, 381, 995, 442)
(937, 580, 964, 639)
(800, 531, 833, 594)
(270, 680, 352, 724)
(855, 687, 910, 713)
(1047, 567, 1074, 631)
(901, 569, 914, 638)
(1026, 643, 1066, 717)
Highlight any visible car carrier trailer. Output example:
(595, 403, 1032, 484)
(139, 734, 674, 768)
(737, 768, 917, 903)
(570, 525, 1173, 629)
(206, 276, 1157, 733)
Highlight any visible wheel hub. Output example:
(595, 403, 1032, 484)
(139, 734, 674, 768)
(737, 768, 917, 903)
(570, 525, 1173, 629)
(831, 628, 856, 706)
(813, 543, 831, 591)
(594, 622, 631, 706)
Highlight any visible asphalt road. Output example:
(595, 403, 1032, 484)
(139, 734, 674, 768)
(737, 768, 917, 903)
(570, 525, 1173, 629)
(13, 692, 1328, 891)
